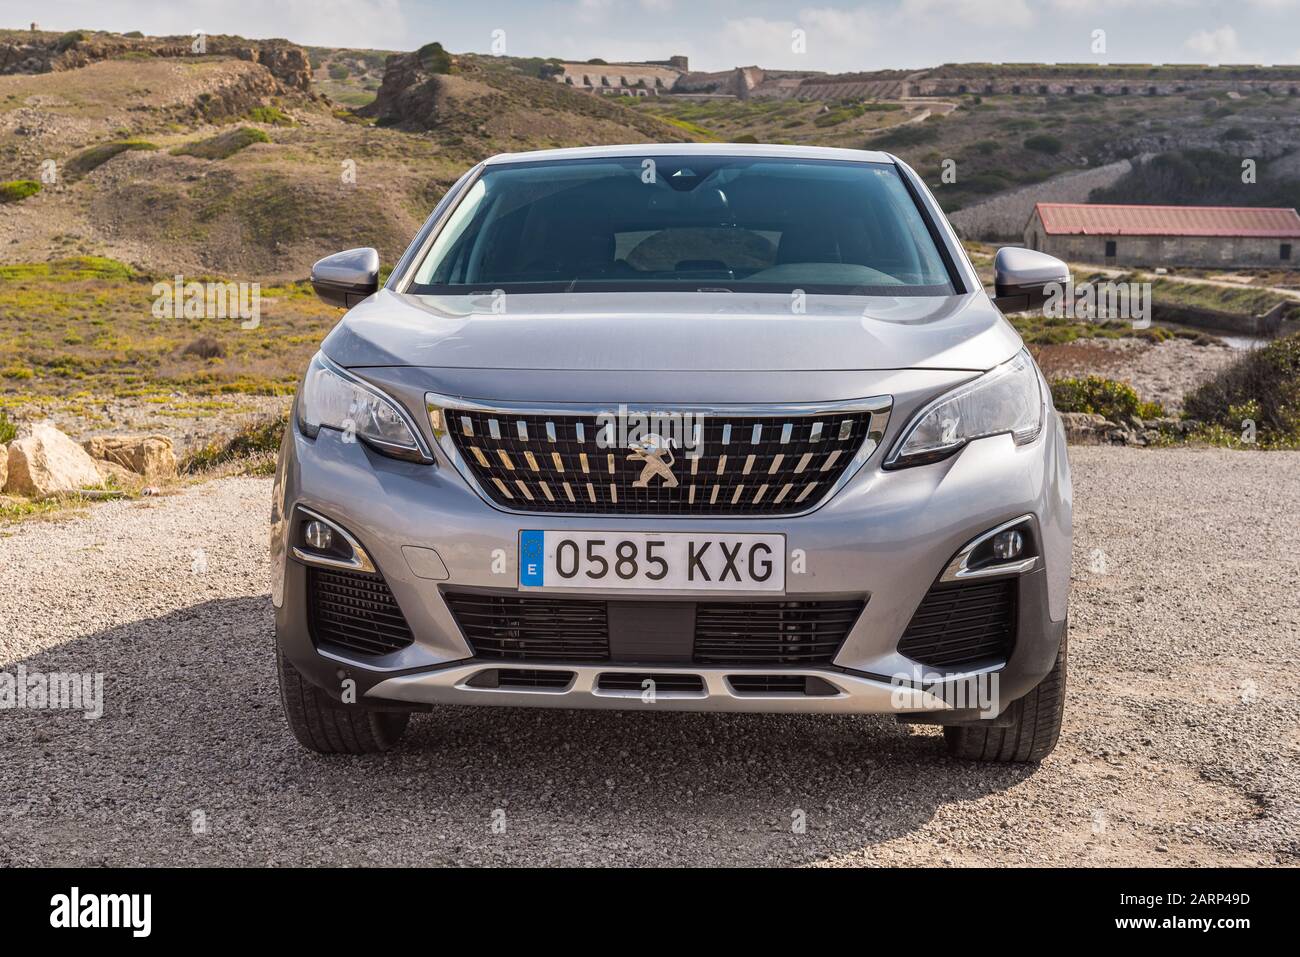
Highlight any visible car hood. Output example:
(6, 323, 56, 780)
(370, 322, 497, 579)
(321, 289, 1022, 373)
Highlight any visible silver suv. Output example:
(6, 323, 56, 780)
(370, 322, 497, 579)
(272, 145, 1073, 762)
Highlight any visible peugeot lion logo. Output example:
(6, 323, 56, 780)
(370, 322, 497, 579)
(627, 433, 678, 488)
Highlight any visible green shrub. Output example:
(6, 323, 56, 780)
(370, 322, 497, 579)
(0, 411, 17, 445)
(958, 172, 1013, 195)
(327, 62, 350, 80)
(1001, 117, 1040, 132)
(65, 140, 158, 178)
(1051, 375, 1163, 421)
(1183, 333, 1300, 442)
(181, 415, 286, 475)
(1023, 134, 1063, 154)
(172, 127, 270, 160)
(416, 41, 453, 74)
(730, 133, 758, 143)
(55, 31, 86, 52)
(814, 109, 852, 128)
(0, 180, 41, 203)
(245, 106, 294, 126)
(1091, 148, 1300, 208)
(870, 123, 941, 149)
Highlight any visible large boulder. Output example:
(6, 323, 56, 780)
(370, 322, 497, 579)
(1059, 412, 1113, 445)
(0, 444, 7, 490)
(91, 458, 140, 488)
(4, 424, 102, 498)
(82, 434, 177, 479)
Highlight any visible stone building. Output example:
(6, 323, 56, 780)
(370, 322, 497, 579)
(552, 58, 687, 95)
(1025, 202, 1300, 268)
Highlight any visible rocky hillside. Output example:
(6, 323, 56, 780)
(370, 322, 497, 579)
(0, 33, 699, 279)
(363, 46, 692, 146)
(0, 28, 313, 90)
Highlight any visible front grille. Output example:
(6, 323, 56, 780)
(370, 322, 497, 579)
(307, 567, 414, 657)
(445, 592, 610, 661)
(444, 593, 864, 666)
(444, 407, 880, 515)
(694, 600, 863, 664)
(898, 579, 1017, 668)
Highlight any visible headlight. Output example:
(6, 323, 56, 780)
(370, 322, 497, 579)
(887, 349, 1043, 468)
(297, 352, 430, 462)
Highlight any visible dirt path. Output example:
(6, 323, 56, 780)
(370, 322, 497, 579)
(1135, 270, 1300, 303)
(0, 447, 1296, 866)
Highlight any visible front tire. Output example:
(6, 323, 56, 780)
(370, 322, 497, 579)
(943, 636, 1067, 763)
(277, 650, 410, 754)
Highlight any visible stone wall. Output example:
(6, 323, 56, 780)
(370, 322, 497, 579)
(1032, 228, 1298, 269)
(1150, 300, 1289, 336)
(554, 62, 683, 92)
(915, 76, 1300, 98)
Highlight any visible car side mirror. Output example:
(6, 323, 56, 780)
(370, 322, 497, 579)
(991, 247, 1069, 313)
(310, 247, 380, 308)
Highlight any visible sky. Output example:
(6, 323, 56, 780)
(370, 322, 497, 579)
(5, 0, 1300, 72)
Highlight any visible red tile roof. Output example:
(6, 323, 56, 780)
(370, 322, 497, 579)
(1033, 203, 1300, 238)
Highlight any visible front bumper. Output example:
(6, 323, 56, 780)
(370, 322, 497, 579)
(368, 662, 972, 714)
(272, 385, 1072, 719)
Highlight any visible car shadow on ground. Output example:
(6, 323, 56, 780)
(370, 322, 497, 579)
(3, 596, 1038, 866)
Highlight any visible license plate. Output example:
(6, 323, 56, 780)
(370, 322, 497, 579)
(519, 530, 785, 592)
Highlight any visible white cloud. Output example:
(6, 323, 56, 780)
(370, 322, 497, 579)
(715, 7, 886, 72)
(719, 16, 805, 67)
(1185, 24, 1245, 63)
(800, 4, 877, 38)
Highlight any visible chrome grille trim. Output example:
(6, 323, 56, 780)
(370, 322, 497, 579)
(426, 394, 892, 518)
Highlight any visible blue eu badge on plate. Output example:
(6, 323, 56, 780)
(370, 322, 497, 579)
(519, 530, 544, 586)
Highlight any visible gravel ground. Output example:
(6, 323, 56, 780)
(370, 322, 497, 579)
(1, 447, 1296, 867)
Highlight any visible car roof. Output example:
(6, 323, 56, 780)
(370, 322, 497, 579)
(482, 143, 897, 166)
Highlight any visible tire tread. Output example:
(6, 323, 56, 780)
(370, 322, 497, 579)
(277, 650, 409, 754)
(944, 635, 1067, 763)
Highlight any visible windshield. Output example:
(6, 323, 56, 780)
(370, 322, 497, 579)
(406, 156, 955, 296)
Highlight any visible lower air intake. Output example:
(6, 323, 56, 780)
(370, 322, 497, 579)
(897, 578, 1017, 668)
(307, 566, 414, 657)
(597, 673, 705, 694)
(728, 674, 840, 696)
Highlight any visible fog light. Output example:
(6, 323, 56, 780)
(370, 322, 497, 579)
(992, 529, 1024, 561)
(304, 521, 334, 551)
